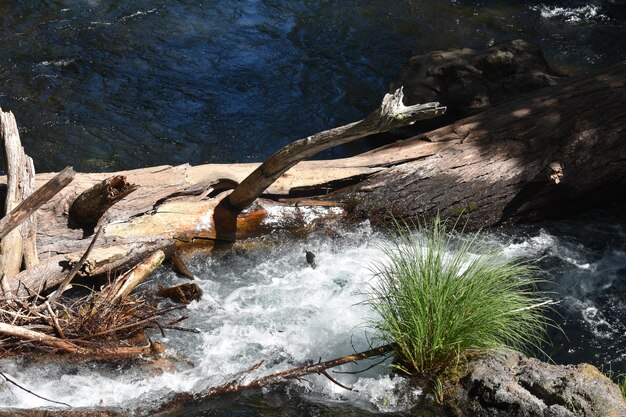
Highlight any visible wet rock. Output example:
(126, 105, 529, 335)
(447, 351, 626, 417)
(156, 283, 203, 304)
(305, 250, 317, 269)
(391, 39, 560, 119)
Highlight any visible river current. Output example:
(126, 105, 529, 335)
(0, 1, 625, 416)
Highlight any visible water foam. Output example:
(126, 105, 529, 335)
(0, 223, 419, 414)
(1, 217, 624, 413)
(530, 4, 608, 23)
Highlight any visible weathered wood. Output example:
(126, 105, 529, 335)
(0, 110, 30, 295)
(0, 62, 624, 296)
(108, 250, 165, 304)
(46, 227, 103, 306)
(69, 175, 138, 230)
(9, 239, 172, 298)
(21, 156, 38, 269)
(0, 322, 83, 353)
(0, 166, 75, 241)
(334, 60, 626, 228)
(227, 88, 446, 211)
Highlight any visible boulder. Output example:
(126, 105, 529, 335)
(447, 351, 626, 417)
(391, 39, 560, 119)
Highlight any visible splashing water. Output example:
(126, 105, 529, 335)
(530, 4, 608, 23)
(0, 211, 624, 415)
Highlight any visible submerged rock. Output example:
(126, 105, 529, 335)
(447, 351, 626, 417)
(156, 283, 203, 304)
(391, 39, 560, 119)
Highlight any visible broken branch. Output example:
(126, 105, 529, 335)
(226, 88, 445, 211)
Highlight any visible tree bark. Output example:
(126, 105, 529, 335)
(334, 60, 626, 228)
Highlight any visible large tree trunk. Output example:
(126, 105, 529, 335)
(1, 61, 625, 296)
(335, 60, 626, 227)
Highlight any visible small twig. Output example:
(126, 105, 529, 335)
(333, 352, 393, 375)
(0, 370, 71, 407)
(247, 360, 265, 373)
(160, 326, 200, 334)
(45, 226, 103, 307)
(320, 370, 353, 391)
(45, 301, 66, 339)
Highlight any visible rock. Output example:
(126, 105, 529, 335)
(391, 39, 560, 119)
(446, 351, 626, 417)
(156, 283, 203, 304)
(305, 250, 316, 269)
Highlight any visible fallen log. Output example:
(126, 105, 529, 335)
(1, 62, 625, 296)
(336, 60, 626, 228)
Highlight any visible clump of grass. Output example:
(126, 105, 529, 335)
(619, 375, 626, 399)
(366, 217, 551, 381)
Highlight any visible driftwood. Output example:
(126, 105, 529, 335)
(226, 89, 446, 210)
(0, 110, 35, 296)
(69, 175, 138, 230)
(107, 250, 165, 304)
(0, 322, 83, 353)
(153, 344, 395, 417)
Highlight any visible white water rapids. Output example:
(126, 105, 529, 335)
(0, 214, 624, 415)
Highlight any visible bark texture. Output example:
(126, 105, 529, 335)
(337, 60, 626, 228)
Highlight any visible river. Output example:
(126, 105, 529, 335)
(0, 1, 625, 416)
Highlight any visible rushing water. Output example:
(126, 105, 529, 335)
(0, 214, 625, 415)
(0, 0, 625, 415)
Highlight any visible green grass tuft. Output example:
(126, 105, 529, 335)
(366, 217, 551, 381)
(619, 375, 626, 399)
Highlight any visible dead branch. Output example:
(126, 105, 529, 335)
(0, 370, 71, 407)
(0, 166, 75, 242)
(0, 322, 83, 353)
(153, 344, 395, 416)
(45, 226, 103, 307)
(69, 175, 138, 230)
(107, 250, 165, 304)
(226, 88, 445, 211)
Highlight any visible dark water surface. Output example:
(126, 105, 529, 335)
(1, 0, 626, 172)
(0, 1, 625, 416)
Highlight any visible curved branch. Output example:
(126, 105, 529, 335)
(226, 88, 445, 210)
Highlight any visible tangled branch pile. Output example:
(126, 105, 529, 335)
(0, 249, 179, 358)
